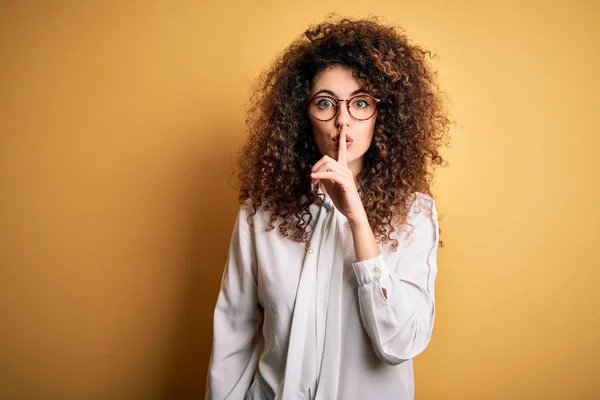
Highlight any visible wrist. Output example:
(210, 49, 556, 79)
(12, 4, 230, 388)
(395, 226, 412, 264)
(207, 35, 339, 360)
(348, 211, 370, 230)
(349, 212, 381, 262)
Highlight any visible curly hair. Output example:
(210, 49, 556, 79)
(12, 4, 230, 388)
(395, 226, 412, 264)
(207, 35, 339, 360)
(233, 15, 452, 251)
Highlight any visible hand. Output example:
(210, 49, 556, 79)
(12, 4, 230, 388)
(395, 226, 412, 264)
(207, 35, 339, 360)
(310, 126, 367, 224)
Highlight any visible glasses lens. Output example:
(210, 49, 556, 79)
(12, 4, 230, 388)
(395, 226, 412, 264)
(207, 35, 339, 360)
(309, 96, 337, 120)
(348, 95, 377, 120)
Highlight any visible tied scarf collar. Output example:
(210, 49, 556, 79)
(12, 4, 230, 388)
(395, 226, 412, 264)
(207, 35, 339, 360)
(275, 187, 346, 400)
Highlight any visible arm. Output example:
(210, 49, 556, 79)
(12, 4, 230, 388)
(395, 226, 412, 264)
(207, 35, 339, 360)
(205, 204, 264, 399)
(350, 196, 439, 365)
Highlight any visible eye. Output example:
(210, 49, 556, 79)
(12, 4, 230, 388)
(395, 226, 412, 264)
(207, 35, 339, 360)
(351, 98, 370, 109)
(316, 98, 335, 109)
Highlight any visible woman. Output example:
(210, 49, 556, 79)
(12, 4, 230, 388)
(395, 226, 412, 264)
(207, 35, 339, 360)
(206, 16, 451, 400)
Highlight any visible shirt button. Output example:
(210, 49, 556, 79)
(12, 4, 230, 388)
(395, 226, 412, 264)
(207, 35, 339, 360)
(372, 266, 380, 273)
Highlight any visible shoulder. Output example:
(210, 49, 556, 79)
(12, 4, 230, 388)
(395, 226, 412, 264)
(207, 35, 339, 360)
(238, 196, 323, 223)
(411, 192, 437, 218)
(401, 192, 438, 233)
(393, 192, 439, 247)
(236, 198, 280, 230)
(388, 191, 436, 236)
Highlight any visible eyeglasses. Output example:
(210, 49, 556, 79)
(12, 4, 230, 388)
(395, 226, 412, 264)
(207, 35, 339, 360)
(308, 94, 381, 121)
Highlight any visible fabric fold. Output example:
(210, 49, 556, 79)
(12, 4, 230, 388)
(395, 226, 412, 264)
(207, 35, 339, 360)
(275, 189, 345, 400)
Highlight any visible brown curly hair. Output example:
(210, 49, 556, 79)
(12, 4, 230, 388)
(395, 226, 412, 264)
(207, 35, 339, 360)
(233, 15, 452, 251)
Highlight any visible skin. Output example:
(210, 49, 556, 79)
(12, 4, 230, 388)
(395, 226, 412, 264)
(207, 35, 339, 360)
(308, 65, 376, 184)
(309, 65, 381, 262)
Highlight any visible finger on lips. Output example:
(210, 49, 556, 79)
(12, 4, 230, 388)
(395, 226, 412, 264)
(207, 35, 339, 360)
(337, 126, 347, 166)
(310, 126, 349, 185)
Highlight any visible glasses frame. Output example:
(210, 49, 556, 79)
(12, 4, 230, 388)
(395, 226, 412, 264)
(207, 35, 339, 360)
(307, 93, 381, 122)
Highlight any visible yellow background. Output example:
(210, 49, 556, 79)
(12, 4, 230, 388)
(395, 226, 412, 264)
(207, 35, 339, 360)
(1, 1, 599, 399)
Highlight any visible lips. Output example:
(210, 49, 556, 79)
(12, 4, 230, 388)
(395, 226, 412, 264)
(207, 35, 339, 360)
(332, 134, 354, 146)
(334, 141, 353, 149)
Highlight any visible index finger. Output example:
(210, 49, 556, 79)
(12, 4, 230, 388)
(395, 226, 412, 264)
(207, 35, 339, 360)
(337, 125, 347, 166)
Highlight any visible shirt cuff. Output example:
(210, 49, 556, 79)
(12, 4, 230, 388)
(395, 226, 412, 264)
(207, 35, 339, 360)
(351, 252, 390, 286)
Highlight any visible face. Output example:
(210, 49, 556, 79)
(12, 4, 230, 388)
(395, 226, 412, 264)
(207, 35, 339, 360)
(308, 65, 377, 175)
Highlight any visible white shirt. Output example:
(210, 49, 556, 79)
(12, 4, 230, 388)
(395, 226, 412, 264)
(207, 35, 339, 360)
(205, 189, 439, 400)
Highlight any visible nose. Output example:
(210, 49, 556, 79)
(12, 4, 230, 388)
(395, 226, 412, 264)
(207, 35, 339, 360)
(334, 100, 351, 128)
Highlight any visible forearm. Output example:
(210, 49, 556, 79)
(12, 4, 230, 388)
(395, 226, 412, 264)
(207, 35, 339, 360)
(349, 212, 381, 262)
(350, 196, 439, 364)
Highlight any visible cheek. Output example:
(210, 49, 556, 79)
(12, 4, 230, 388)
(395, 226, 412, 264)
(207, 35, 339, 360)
(359, 122, 376, 146)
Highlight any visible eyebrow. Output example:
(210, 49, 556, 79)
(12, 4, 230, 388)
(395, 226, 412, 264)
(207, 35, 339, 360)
(312, 88, 366, 97)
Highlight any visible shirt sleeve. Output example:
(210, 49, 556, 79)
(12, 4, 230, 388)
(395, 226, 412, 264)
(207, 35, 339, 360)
(205, 203, 264, 399)
(351, 195, 439, 365)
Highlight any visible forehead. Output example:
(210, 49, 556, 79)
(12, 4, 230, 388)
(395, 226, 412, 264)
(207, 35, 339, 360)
(310, 65, 362, 94)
